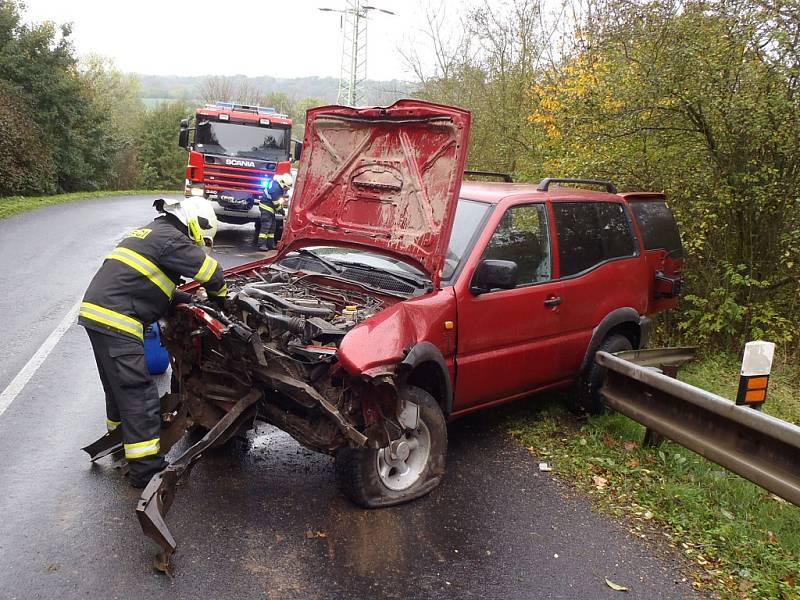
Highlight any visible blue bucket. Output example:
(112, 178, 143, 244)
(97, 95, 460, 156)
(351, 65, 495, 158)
(143, 322, 170, 375)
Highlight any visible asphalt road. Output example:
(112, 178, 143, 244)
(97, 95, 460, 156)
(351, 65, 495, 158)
(0, 196, 699, 599)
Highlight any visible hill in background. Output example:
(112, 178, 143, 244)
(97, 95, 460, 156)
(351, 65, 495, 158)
(137, 74, 416, 106)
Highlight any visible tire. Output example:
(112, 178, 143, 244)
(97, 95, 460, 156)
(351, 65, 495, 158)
(335, 385, 447, 508)
(577, 333, 633, 414)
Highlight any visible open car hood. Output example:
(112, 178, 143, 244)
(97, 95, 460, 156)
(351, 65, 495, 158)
(279, 100, 471, 287)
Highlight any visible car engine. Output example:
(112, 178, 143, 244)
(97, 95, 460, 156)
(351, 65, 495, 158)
(162, 264, 406, 458)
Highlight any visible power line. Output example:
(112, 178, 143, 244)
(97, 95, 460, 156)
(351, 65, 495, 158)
(319, 2, 396, 106)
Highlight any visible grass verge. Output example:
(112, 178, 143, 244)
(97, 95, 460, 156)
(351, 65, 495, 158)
(0, 190, 182, 220)
(507, 355, 799, 599)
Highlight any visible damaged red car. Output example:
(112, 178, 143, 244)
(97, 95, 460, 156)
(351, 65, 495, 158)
(134, 99, 683, 567)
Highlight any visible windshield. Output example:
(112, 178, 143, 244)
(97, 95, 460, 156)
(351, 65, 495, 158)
(442, 199, 492, 280)
(313, 247, 427, 278)
(195, 120, 290, 162)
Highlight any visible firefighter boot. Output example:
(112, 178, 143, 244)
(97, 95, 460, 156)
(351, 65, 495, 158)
(257, 234, 275, 251)
(127, 455, 167, 488)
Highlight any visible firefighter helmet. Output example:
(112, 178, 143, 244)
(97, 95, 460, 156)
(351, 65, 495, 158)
(154, 197, 218, 246)
(275, 173, 293, 190)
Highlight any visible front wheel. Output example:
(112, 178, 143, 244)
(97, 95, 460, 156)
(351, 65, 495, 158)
(335, 385, 447, 508)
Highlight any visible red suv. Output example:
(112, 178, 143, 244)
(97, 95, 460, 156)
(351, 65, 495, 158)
(164, 99, 683, 509)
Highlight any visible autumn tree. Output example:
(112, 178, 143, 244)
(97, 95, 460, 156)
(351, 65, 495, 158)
(530, 0, 800, 347)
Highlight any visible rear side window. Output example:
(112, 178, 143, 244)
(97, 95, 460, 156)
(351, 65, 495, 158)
(553, 202, 637, 277)
(629, 200, 683, 258)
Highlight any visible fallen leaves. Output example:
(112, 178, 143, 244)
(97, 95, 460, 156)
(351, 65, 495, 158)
(605, 578, 630, 592)
(305, 530, 328, 539)
(592, 475, 608, 489)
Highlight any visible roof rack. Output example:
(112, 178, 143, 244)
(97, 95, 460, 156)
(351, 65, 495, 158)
(537, 178, 617, 194)
(464, 170, 513, 183)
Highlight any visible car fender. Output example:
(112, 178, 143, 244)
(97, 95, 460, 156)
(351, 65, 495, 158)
(580, 307, 647, 373)
(337, 289, 457, 381)
(398, 341, 454, 417)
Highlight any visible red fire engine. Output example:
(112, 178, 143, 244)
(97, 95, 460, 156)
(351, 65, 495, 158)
(179, 102, 302, 228)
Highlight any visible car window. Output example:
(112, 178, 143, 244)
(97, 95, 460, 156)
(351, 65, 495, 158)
(443, 199, 491, 280)
(553, 202, 636, 277)
(628, 200, 683, 257)
(481, 203, 552, 286)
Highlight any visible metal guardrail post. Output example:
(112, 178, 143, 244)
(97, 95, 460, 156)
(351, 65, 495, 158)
(597, 349, 800, 507)
(612, 348, 696, 448)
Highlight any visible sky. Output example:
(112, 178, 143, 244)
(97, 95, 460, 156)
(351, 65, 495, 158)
(20, 0, 472, 81)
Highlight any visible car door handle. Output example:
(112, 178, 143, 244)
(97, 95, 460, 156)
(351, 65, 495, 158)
(544, 296, 562, 307)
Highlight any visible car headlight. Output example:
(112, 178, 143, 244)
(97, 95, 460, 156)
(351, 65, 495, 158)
(189, 186, 205, 197)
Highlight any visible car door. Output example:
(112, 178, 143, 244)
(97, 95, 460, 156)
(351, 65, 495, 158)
(551, 200, 647, 375)
(453, 202, 570, 413)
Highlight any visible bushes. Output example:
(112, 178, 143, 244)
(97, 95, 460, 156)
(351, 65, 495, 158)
(134, 101, 189, 189)
(527, 1, 800, 352)
(0, 82, 55, 195)
(0, 1, 143, 194)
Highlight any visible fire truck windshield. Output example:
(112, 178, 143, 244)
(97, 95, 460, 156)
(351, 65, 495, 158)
(195, 120, 290, 162)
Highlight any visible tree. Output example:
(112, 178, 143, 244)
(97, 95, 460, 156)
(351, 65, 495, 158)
(0, 1, 89, 191)
(403, 0, 549, 174)
(0, 81, 54, 195)
(0, 1, 141, 193)
(408, 0, 800, 352)
(135, 101, 190, 189)
(529, 0, 800, 348)
(198, 75, 265, 105)
(79, 55, 144, 189)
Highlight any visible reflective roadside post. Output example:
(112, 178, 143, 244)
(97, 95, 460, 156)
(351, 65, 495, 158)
(735, 341, 775, 411)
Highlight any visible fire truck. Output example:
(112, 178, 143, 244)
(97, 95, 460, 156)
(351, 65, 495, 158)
(179, 102, 302, 233)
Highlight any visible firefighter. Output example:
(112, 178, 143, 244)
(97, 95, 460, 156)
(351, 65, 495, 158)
(79, 197, 227, 488)
(256, 173, 293, 250)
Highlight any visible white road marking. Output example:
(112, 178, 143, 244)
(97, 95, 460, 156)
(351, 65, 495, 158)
(0, 301, 80, 419)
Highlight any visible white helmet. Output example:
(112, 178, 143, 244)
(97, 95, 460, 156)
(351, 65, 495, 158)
(274, 173, 293, 190)
(154, 197, 218, 246)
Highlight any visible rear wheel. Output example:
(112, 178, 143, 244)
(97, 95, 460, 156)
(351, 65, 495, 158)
(577, 333, 633, 414)
(335, 385, 447, 508)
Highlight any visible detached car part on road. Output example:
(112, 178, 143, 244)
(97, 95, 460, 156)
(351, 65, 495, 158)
(134, 99, 684, 569)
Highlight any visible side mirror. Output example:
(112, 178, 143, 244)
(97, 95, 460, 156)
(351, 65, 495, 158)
(470, 259, 518, 294)
(292, 140, 303, 162)
(178, 126, 190, 149)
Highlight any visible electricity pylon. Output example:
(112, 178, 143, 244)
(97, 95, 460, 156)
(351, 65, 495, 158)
(319, 2, 395, 106)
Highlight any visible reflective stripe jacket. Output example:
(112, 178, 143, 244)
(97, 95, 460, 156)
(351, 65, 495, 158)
(79, 216, 227, 341)
(262, 177, 286, 203)
(259, 178, 287, 217)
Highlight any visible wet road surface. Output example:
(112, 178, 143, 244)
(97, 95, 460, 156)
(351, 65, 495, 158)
(0, 196, 698, 599)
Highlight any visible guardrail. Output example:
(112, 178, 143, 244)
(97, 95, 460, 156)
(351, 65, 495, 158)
(597, 348, 800, 507)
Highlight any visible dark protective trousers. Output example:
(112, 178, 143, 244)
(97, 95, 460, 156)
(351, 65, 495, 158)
(256, 199, 276, 250)
(86, 328, 165, 482)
